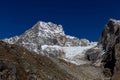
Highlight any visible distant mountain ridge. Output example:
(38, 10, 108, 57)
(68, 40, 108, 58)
(4, 21, 94, 51)
(3, 21, 97, 65)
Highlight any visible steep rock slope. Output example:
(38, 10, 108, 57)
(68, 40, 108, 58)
(0, 41, 78, 80)
(98, 19, 120, 80)
(0, 41, 106, 80)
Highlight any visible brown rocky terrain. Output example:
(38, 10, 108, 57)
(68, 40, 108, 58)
(0, 41, 105, 80)
(0, 41, 77, 80)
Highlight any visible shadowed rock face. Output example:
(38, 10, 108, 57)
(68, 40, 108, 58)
(85, 48, 102, 63)
(0, 41, 77, 80)
(98, 19, 120, 80)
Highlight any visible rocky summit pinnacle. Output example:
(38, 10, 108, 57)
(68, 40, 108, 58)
(31, 21, 65, 38)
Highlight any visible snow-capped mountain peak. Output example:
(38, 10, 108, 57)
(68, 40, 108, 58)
(25, 21, 65, 39)
(3, 21, 97, 65)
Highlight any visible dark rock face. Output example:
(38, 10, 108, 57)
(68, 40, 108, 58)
(98, 19, 120, 80)
(0, 41, 76, 80)
(85, 48, 102, 63)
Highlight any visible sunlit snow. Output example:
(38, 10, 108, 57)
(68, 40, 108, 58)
(41, 43, 97, 65)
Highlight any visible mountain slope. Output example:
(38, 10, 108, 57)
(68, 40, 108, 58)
(0, 41, 106, 80)
(3, 21, 97, 65)
(4, 21, 93, 51)
(2, 19, 119, 80)
(0, 41, 78, 80)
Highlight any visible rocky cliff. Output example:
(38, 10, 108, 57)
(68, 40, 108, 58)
(98, 19, 120, 80)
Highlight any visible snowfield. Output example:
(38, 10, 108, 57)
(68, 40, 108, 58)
(41, 43, 97, 65)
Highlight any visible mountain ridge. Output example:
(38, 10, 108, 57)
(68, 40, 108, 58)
(4, 21, 92, 47)
(2, 19, 120, 80)
(3, 21, 97, 65)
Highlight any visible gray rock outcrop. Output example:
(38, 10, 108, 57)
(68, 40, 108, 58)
(98, 19, 120, 80)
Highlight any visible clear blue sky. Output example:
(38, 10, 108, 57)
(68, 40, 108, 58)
(0, 0, 120, 41)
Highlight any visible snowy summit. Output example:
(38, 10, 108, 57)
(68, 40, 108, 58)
(3, 21, 97, 65)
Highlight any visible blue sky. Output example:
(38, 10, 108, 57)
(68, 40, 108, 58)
(0, 0, 120, 41)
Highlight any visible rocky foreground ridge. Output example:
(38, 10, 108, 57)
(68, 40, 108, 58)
(0, 41, 105, 80)
(1, 19, 120, 80)
(0, 41, 76, 80)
